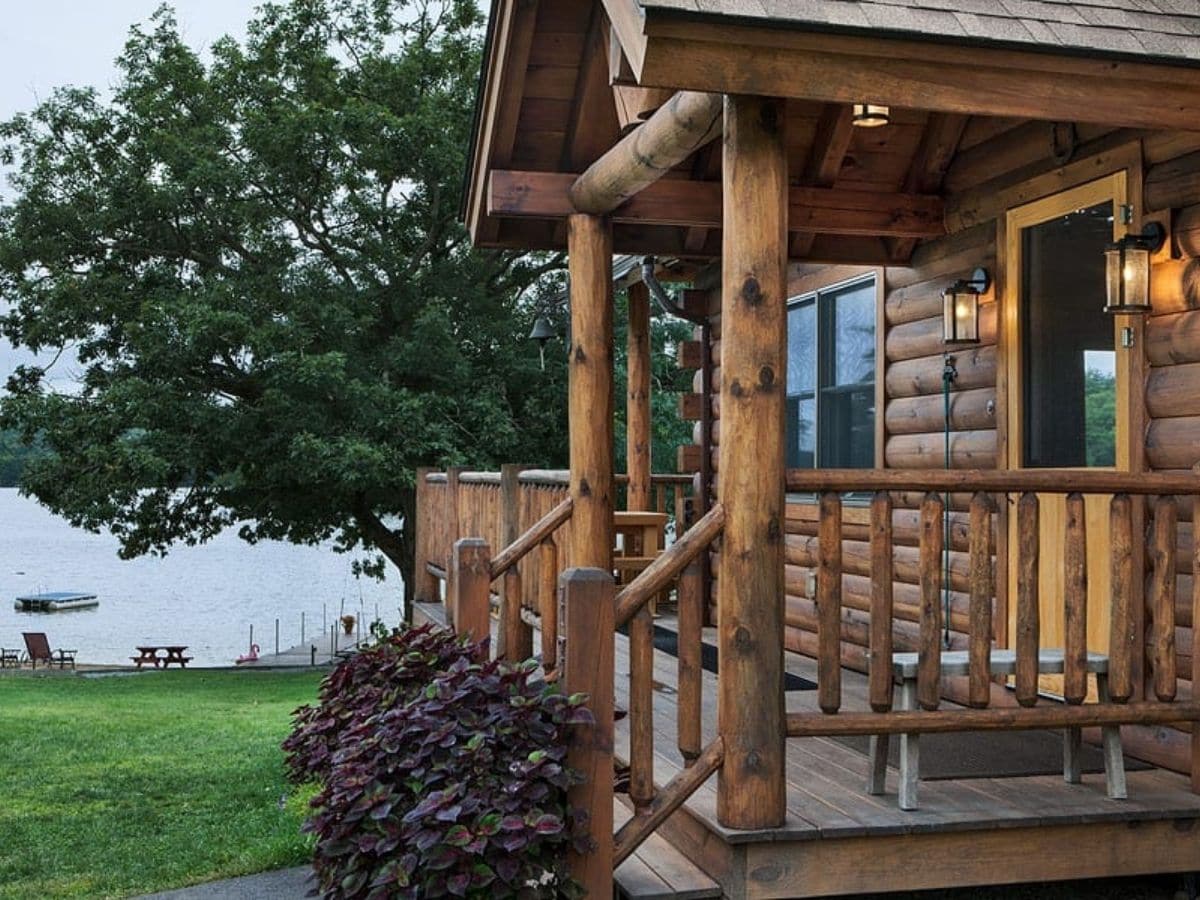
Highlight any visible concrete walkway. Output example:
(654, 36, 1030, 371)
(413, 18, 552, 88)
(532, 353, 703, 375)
(136, 866, 314, 899)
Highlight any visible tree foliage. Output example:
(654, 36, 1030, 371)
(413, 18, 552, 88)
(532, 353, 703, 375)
(0, 0, 573, 599)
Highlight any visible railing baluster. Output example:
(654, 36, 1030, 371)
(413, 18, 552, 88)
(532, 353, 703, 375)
(677, 553, 703, 765)
(818, 491, 843, 714)
(1109, 493, 1135, 702)
(1016, 492, 1040, 708)
(1192, 484, 1200, 793)
(1152, 496, 1178, 702)
(968, 492, 993, 709)
(540, 538, 558, 670)
(918, 492, 944, 711)
(630, 605, 655, 812)
(1063, 492, 1088, 706)
(868, 491, 894, 713)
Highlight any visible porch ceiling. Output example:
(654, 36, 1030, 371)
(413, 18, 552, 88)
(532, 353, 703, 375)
(464, 0, 1200, 264)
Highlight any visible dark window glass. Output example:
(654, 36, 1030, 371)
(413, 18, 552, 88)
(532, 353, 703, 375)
(1021, 202, 1115, 468)
(786, 278, 876, 469)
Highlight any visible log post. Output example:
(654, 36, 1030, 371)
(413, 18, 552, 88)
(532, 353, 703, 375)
(561, 568, 615, 898)
(498, 463, 533, 661)
(568, 214, 615, 572)
(451, 538, 491, 649)
(413, 467, 440, 606)
(627, 282, 652, 514)
(716, 94, 788, 830)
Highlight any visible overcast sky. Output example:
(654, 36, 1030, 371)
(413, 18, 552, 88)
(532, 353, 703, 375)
(0, 0, 262, 391)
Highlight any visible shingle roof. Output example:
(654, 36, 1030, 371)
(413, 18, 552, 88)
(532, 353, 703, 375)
(638, 0, 1200, 64)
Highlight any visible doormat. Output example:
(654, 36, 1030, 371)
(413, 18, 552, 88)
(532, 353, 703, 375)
(636, 624, 817, 692)
(834, 728, 1151, 780)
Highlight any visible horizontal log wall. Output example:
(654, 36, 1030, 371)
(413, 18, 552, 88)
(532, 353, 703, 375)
(1145, 148, 1200, 715)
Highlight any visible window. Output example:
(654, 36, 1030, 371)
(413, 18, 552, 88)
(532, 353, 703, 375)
(786, 276, 876, 470)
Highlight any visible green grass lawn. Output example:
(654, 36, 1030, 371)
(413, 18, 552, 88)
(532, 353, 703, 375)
(0, 669, 323, 899)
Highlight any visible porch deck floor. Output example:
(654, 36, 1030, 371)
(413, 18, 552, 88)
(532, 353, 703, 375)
(613, 619, 1200, 844)
(414, 602, 1200, 896)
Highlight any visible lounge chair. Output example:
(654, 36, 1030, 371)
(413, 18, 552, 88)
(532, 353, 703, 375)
(22, 633, 76, 670)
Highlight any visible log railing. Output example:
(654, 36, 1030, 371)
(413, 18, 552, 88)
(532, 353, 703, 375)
(416, 464, 714, 878)
(611, 503, 725, 865)
(784, 468, 1200, 792)
(416, 467, 697, 667)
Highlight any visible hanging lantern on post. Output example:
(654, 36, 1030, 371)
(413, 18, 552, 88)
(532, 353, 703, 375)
(942, 267, 989, 345)
(1104, 222, 1165, 315)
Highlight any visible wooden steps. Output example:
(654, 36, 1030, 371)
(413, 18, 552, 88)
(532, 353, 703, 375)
(615, 802, 723, 899)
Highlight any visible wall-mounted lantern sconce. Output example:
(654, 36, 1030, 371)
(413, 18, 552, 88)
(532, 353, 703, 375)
(942, 267, 990, 345)
(1104, 221, 1165, 315)
(528, 316, 556, 370)
(852, 103, 890, 128)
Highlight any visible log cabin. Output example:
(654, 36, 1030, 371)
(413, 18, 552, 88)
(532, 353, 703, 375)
(415, 1, 1200, 896)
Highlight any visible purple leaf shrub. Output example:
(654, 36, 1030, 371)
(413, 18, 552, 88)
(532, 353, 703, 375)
(283, 623, 483, 785)
(283, 624, 593, 899)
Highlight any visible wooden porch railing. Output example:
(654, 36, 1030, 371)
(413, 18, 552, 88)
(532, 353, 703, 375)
(784, 467, 1200, 793)
(415, 464, 723, 875)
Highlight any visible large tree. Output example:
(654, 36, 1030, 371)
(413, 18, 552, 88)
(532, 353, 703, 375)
(0, 0, 572, 605)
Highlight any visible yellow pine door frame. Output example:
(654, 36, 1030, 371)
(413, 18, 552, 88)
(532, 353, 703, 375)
(1003, 172, 1131, 695)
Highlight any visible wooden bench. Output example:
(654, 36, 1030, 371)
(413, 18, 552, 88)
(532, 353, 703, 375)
(867, 649, 1125, 810)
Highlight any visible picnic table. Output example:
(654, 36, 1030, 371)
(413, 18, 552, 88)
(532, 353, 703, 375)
(131, 645, 192, 669)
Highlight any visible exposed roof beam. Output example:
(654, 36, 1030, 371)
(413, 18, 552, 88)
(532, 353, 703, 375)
(633, 20, 1200, 133)
(561, 6, 619, 172)
(569, 91, 723, 214)
(493, 218, 897, 265)
(888, 112, 970, 260)
(791, 103, 856, 258)
(491, 170, 945, 239)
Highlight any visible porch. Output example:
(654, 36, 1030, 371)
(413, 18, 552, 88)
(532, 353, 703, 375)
(448, 0, 1200, 895)
(413, 465, 1200, 897)
(414, 584, 1200, 899)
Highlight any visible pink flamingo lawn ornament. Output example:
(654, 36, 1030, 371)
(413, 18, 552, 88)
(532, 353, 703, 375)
(236, 643, 260, 665)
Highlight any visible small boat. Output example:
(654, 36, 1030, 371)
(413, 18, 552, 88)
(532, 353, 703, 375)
(14, 591, 99, 612)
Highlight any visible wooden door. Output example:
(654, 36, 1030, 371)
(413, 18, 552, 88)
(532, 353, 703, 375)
(1003, 173, 1131, 696)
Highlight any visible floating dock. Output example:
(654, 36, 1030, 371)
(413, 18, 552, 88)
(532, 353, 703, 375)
(14, 591, 99, 612)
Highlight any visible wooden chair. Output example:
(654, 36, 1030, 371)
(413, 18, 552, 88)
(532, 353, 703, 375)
(22, 633, 77, 670)
(613, 511, 669, 612)
(868, 649, 1125, 810)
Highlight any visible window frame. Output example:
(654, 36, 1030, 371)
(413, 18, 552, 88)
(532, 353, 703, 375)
(785, 272, 879, 474)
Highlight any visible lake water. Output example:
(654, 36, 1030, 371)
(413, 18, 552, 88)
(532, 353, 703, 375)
(0, 489, 402, 666)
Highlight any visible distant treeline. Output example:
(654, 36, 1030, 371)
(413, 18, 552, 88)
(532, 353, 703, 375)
(0, 430, 43, 487)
